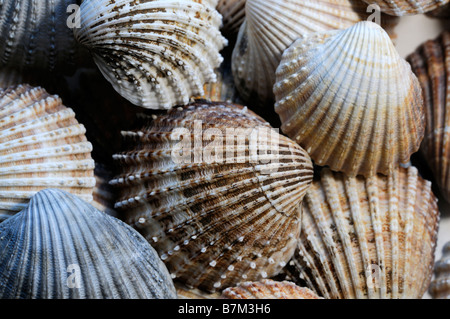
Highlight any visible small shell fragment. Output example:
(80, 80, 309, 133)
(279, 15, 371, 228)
(429, 242, 450, 299)
(221, 279, 323, 299)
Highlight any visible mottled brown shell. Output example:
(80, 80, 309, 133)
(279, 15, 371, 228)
(112, 102, 314, 293)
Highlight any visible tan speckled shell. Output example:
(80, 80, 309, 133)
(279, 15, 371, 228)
(289, 166, 439, 299)
(274, 22, 424, 177)
(362, 0, 450, 16)
(221, 279, 323, 299)
(176, 282, 221, 299)
(429, 242, 450, 299)
(0, 85, 95, 221)
(74, 0, 227, 110)
(111, 101, 314, 293)
(407, 31, 450, 202)
(232, 0, 399, 105)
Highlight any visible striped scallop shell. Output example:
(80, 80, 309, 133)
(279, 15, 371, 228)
(0, 0, 87, 72)
(407, 32, 450, 202)
(429, 242, 450, 299)
(111, 101, 314, 293)
(74, 0, 228, 110)
(0, 85, 95, 221)
(231, 0, 398, 105)
(217, 0, 246, 36)
(221, 279, 323, 299)
(362, 0, 450, 16)
(0, 189, 177, 299)
(274, 22, 424, 177)
(288, 167, 439, 299)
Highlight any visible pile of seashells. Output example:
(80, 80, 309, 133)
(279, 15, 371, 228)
(0, 0, 449, 299)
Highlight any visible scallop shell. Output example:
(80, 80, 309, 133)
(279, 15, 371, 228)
(0, 85, 95, 221)
(176, 282, 221, 299)
(74, 0, 228, 110)
(407, 31, 450, 202)
(288, 166, 439, 299)
(0, 188, 177, 299)
(217, 0, 246, 36)
(429, 242, 450, 299)
(0, 0, 88, 72)
(232, 0, 399, 105)
(111, 101, 314, 293)
(92, 163, 118, 218)
(274, 21, 424, 177)
(221, 279, 323, 299)
(427, 2, 450, 17)
(362, 0, 450, 16)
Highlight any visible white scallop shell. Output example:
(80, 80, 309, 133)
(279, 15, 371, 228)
(74, 0, 228, 109)
(274, 21, 424, 177)
(0, 85, 96, 221)
(0, 188, 177, 299)
(231, 0, 398, 105)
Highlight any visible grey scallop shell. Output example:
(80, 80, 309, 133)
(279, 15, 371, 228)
(0, 188, 177, 299)
(0, 0, 87, 72)
(429, 242, 450, 299)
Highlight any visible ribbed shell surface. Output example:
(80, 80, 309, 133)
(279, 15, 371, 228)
(362, 0, 450, 16)
(274, 22, 425, 177)
(0, 0, 83, 72)
(217, 0, 246, 36)
(74, 0, 228, 109)
(407, 32, 450, 202)
(291, 167, 439, 299)
(0, 85, 95, 221)
(0, 189, 177, 299)
(429, 242, 450, 299)
(112, 102, 314, 293)
(221, 279, 323, 299)
(231, 0, 398, 105)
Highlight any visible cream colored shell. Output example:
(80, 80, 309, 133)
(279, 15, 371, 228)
(221, 279, 323, 299)
(74, 0, 227, 109)
(290, 167, 439, 299)
(232, 0, 398, 105)
(0, 85, 95, 221)
(111, 101, 314, 292)
(274, 21, 424, 177)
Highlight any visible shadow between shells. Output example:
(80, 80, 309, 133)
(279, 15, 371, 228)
(0, 0, 449, 299)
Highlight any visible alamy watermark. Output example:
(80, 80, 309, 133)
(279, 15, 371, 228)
(67, 4, 81, 29)
(66, 264, 81, 289)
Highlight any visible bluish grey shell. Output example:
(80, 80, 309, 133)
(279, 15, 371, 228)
(0, 188, 177, 299)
